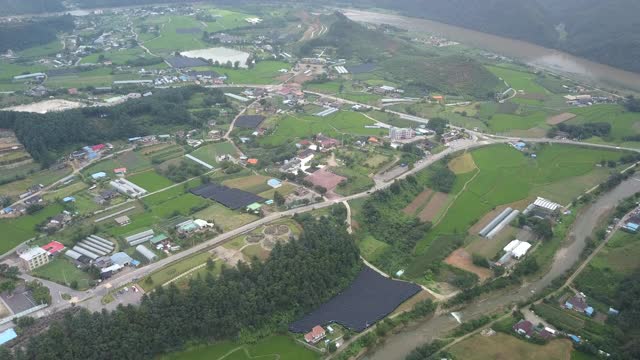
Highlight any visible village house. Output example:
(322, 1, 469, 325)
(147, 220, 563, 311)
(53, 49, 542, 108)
(304, 325, 326, 344)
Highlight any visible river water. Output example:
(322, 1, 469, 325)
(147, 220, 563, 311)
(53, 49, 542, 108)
(362, 176, 640, 360)
(343, 9, 640, 93)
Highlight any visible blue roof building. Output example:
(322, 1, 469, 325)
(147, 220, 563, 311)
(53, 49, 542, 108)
(515, 142, 526, 150)
(623, 222, 640, 233)
(2, 207, 13, 214)
(267, 178, 282, 188)
(91, 172, 107, 180)
(569, 335, 581, 344)
(585, 306, 594, 317)
(0, 328, 17, 345)
(565, 301, 574, 310)
(63, 196, 76, 203)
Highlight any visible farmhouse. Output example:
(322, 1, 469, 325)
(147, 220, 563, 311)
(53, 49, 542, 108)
(389, 127, 415, 141)
(114, 215, 131, 226)
(513, 320, 534, 337)
(267, 179, 282, 188)
(19, 247, 50, 271)
(565, 293, 594, 316)
(304, 326, 326, 344)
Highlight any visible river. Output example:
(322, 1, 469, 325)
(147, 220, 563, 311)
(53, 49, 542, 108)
(343, 9, 640, 93)
(362, 176, 640, 360)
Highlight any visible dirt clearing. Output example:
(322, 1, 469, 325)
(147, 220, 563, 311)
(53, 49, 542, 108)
(418, 192, 448, 222)
(445, 248, 493, 281)
(448, 152, 477, 174)
(547, 112, 577, 125)
(3, 99, 84, 114)
(403, 189, 433, 216)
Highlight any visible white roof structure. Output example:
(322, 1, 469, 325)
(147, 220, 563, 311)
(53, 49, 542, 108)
(534, 197, 562, 211)
(100, 264, 123, 274)
(136, 245, 157, 261)
(65, 249, 83, 260)
(19, 247, 47, 261)
(512, 242, 532, 258)
(503, 240, 522, 253)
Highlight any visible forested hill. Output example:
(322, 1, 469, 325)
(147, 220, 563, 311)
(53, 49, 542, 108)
(0, 0, 65, 16)
(0, 216, 361, 360)
(0, 16, 74, 53)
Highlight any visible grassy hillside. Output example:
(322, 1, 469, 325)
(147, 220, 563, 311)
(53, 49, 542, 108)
(0, 0, 64, 16)
(379, 55, 501, 98)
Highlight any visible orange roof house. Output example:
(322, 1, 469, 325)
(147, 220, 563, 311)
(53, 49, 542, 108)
(431, 95, 445, 103)
(247, 158, 259, 165)
(304, 326, 326, 344)
(368, 136, 379, 143)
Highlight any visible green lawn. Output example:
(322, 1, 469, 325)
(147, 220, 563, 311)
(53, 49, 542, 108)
(358, 235, 390, 263)
(260, 111, 385, 146)
(189, 142, 237, 165)
(32, 257, 93, 290)
(18, 40, 64, 59)
(213, 61, 290, 85)
(0, 204, 64, 254)
(140, 252, 215, 291)
(162, 335, 319, 360)
(486, 65, 548, 95)
(409, 144, 626, 277)
(127, 170, 174, 192)
(193, 203, 257, 232)
(83, 151, 153, 177)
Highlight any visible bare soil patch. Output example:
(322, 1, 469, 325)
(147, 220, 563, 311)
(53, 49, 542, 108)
(547, 112, 577, 125)
(444, 248, 493, 281)
(3, 99, 84, 114)
(418, 192, 448, 222)
(402, 189, 433, 216)
(448, 152, 477, 174)
(211, 246, 246, 267)
(518, 93, 545, 100)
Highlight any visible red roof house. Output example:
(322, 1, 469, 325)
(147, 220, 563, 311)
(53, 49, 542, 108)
(113, 167, 127, 174)
(304, 326, 326, 344)
(91, 144, 106, 152)
(41, 241, 65, 255)
(513, 320, 534, 337)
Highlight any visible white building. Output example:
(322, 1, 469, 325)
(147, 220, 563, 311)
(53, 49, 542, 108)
(110, 179, 147, 198)
(389, 127, 415, 141)
(19, 247, 50, 271)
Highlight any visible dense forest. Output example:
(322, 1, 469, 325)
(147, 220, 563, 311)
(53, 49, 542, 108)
(0, 86, 224, 166)
(0, 0, 64, 16)
(0, 216, 361, 360)
(0, 16, 74, 53)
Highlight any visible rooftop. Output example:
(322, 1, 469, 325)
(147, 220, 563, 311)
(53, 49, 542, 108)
(19, 247, 47, 261)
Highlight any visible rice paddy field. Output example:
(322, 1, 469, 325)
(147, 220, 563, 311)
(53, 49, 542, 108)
(127, 170, 174, 192)
(210, 61, 291, 85)
(486, 65, 549, 95)
(567, 104, 640, 143)
(407, 144, 627, 278)
(189, 142, 237, 166)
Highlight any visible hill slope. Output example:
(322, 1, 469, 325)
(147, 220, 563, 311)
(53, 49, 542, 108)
(0, 0, 64, 16)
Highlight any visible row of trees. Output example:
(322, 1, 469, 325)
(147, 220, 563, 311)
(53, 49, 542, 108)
(0, 217, 361, 360)
(548, 122, 611, 140)
(0, 86, 227, 167)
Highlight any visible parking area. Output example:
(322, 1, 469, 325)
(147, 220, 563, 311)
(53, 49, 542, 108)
(0, 285, 38, 314)
(104, 284, 144, 311)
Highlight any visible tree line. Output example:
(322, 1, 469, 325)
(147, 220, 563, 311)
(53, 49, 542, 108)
(0, 86, 227, 167)
(0, 217, 361, 360)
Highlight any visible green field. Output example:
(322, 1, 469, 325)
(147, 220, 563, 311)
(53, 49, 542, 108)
(0, 165, 72, 198)
(358, 235, 390, 262)
(0, 204, 64, 254)
(486, 65, 548, 95)
(189, 142, 237, 165)
(32, 257, 93, 290)
(83, 151, 153, 177)
(193, 203, 257, 231)
(489, 111, 549, 132)
(127, 170, 174, 192)
(568, 104, 640, 143)
(212, 61, 290, 85)
(80, 48, 159, 65)
(574, 230, 640, 304)
(140, 252, 215, 291)
(162, 335, 319, 360)
(260, 111, 385, 146)
(408, 144, 625, 277)
(18, 40, 64, 59)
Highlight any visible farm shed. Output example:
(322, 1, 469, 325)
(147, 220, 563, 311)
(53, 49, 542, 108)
(136, 245, 157, 262)
(110, 252, 133, 266)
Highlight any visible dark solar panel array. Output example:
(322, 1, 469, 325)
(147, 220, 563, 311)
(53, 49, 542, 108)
(165, 56, 209, 68)
(289, 267, 421, 333)
(190, 183, 264, 210)
(235, 115, 266, 129)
